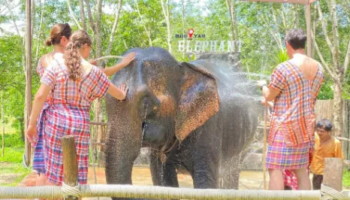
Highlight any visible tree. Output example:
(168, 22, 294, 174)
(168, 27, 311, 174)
(161, 0, 172, 53)
(226, 0, 238, 51)
(312, 0, 350, 136)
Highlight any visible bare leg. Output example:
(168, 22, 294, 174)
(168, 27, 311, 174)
(35, 173, 47, 186)
(268, 169, 284, 190)
(293, 168, 311, 190)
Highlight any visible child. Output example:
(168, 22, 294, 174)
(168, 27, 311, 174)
(310, 118, 343, 190)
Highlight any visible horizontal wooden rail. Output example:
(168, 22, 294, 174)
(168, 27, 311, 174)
(0, 185, 323, 200)
(90, 122, 107, 126)
(91, 142, 105, 146)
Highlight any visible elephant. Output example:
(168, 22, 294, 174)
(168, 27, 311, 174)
(104, 47, 259, 199)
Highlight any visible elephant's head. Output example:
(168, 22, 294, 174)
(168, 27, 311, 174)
(106, 47, 220, 148)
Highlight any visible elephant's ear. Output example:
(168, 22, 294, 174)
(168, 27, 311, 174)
(175, 61, 220, 141)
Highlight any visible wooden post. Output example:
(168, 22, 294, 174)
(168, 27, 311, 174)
(61, 136, 78, 200)
(24, 0, 32, 167)
(305, 2, 312, 57)
(323, 158, 343, 191)
(1, 91, 4, 157)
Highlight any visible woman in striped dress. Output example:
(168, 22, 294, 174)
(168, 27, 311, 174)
(26, 30, 129, 185)
(33, 23, 72, 186)
(259, 29, 324, 190)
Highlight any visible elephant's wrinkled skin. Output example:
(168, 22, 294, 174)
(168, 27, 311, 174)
(105, 47, 259, 199)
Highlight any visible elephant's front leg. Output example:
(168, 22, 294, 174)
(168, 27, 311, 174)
(189, 130, 221, 189)
(150, 150, 179, 187)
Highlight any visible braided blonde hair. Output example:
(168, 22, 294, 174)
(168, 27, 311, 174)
(64, 30, 92, 80)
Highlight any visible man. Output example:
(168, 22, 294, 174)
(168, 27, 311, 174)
(258, 29, 324, 190)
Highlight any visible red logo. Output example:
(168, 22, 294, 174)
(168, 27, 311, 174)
(188, 29, 194, 40)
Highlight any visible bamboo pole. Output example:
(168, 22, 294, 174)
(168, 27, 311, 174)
(24, 0, 32, 167)
(92, 55, 124, 62)
(305, 2, 312, 57)
(1, 91, 4, 157)
(263, 105, 268, 190)
(238, 0, 317, 4)
(0, 185, 322, 199)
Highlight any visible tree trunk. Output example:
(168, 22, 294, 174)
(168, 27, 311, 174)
(84, 0, 104, 133)
(161, 0, 172, 54)
(181, 0, 185, 59)
(106, 0, 123, 56)
(79, 0, 87, 31)
(333, 82, 343, 136)
(66, 0, 82, 29)
(226, 0, 238, 52)
(95, 0, 104, 137)
(34, 0, 45, 66)
(135, 0, 152, 46)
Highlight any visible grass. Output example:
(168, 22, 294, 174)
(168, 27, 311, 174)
(0, 129, 32, 186)
(0, 162, 31, 186)
(343, 170, 350, 188)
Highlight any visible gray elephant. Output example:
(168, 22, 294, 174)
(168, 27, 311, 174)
(105, 47, 259, 199)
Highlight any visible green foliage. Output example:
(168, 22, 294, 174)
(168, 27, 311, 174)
(0, 133, 25, 163)
(343, 170, 350, 188)
(0, 133, 25, 149)
(275, 50, 289, 64)
(0, 147, 25, 163)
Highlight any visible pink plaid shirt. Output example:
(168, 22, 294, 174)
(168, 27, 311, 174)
(268, 61, 323, 146)
(41, 58, 110, 107)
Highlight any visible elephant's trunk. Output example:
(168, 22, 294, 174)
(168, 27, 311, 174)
(105, 92, 143, 185)
(105, 84, 162, 186)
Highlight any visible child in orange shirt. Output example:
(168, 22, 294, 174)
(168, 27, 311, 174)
(310, 118, 343, 190)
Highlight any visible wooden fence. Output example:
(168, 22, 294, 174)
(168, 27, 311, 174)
(315, 99, 350, 160)
(90, 100, 350, 161)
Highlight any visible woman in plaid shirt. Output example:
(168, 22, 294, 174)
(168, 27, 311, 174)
(26, 30, 129, 186)
(33, 23, 72, 187)
(259, 29, 324, 190)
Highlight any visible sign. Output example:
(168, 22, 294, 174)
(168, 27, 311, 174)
(175, 28, 241, 53)
(178, 40, 241, 53)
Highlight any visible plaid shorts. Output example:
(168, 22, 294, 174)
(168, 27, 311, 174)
(266, 130, 311, 170)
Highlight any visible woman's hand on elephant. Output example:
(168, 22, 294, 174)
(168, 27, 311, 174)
(120, 52, 136, 68)
(256, 80, 268, 90)
(118, 84, 129, 100)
